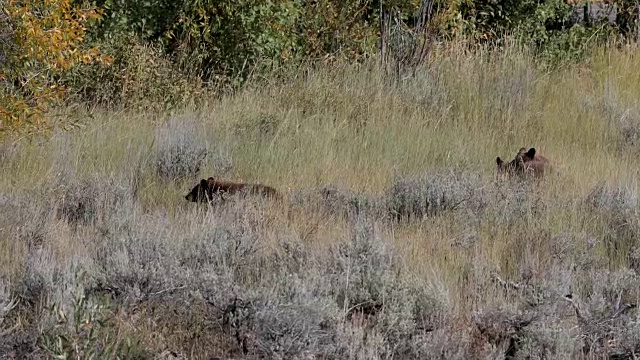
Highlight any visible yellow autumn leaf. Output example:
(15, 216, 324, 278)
(2, 0, 106, 136)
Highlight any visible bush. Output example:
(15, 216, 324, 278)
(452, 0, 616, 64)
(324, 218, 451, 358)
(469, 233, 640, 359)
(590, 81, 640, 154)
(38, 272, 147, 359)
(532, 23, 616, 65)
(66, 34, 203, 110)
(585, 182, 640, 263)
(249, 288, 339, 359)
(1, 0, 110, 134)
(387, 170, 487, 221)
(53, 175, 135, 228)
(92, 210, 184, 303)
(180, 0, 303, 81)
(320, 185, 384, 219)
(585, 182, 639, 217)
(154, 115, 208, 182)
(0, 192, 51, 253)
(288, 185, 384, 223)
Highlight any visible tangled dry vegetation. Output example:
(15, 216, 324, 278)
(3, 46, 640, 359)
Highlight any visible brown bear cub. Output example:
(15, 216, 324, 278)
(185, 177, 280, 203)
(496, 147, 550, 178)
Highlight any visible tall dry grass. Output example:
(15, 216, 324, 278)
(3, 43, 640, 358)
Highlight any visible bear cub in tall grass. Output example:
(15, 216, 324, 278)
(496, 147, 550, 178)
(185, 177, 280, 203)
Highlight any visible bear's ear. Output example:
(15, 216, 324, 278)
(525, 148, 536, 159)
(496, 157, 503, 166)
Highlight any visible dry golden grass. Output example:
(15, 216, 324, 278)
(3, 44, 640, 358)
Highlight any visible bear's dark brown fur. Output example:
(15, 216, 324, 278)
(185, 177, 280, 203)
(496, 147, 550, 178)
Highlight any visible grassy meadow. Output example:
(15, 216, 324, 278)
(3, 44, 640, 358)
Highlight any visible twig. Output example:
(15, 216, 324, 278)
(149, 285, 187, 297)
(563, 294, 588, 324)
(491, 272, 523, 290)
(345, 300, 377, 315)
